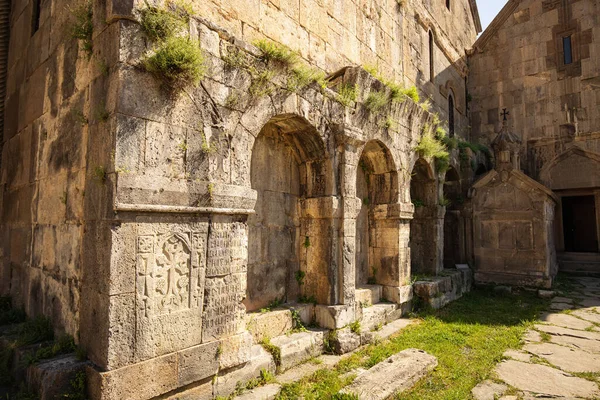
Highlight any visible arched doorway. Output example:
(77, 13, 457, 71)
(246, 115, 332, 312)
(443, 167, 461, 268)
(355, 141, 399, 288)
(409, 159, 440, 275)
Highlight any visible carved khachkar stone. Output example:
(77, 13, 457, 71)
(134, 220, 208, 362)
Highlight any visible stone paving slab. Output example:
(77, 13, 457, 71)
(571, 309, 600, 324)
(523, 342, 600, 373)
(503, 349, 531, 362)
(539, 312, 595, 330)
(471, 380, 507, 400)
(341, 349, 437, 400)
(495, 360, 600, 398)
(535, 324, 600, 341)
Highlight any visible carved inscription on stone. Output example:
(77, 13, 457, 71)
(206, 222, 247, 277)
(202, 274, 246, 341)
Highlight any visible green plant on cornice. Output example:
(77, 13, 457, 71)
(365, 90, 388, 112)
(337, 84, 358, 107)
(287, 64, 326, 92)
(140, 1, 189, 42)
(253, 39, 299, 67)
(248, 68, 276, 98)
(143, 36, 206, 91)
(68, 0, 93, 55)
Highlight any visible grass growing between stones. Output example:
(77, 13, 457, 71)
(276, 289, 548, 400)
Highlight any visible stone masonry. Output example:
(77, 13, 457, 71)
(3, 0, 599, 399)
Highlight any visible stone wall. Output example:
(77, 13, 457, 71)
(469, 0, 600, 178)
(0, 0, 119, 337)
(0, 0, 481, 398)
(191, 0, 479, 141)
(77, 8, 453, 398)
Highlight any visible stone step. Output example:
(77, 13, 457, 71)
(341, 348, 438, 400)
(214, 345, 276, 398)
(414, 267, 473, 310)
(245, 304, 315, 342)
(355, 285, 383, 306)
(361, 318, 414, 345)
(233, 383, 281, 400)
(358, 303, 400, 331)
(26, 354, 89, 400)
(270, 329, 326, 372)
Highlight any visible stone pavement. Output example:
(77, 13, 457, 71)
(473, 277, 600, 400)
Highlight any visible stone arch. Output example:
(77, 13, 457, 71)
(409, 158, 442, 275)
(355, 140, 400, 288)
(539, 147, 600, 257)
(539, 147, 600, 191)
(245, 114, 334, 311)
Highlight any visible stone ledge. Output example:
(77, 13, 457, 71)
(414, 267, 473, 310)
(315, 304, 355, 330)
(270, 329, 326, 372)
(245, 304, 315, 342)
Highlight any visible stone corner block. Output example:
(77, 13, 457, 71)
(219, 331, 252, 371)
(383, 285, 413, 304)
(315, 304, 355, 330)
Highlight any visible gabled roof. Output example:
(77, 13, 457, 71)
(472, 0, 521, 51)
(472, 169, 559, 203)
(468, 0, 483, 33)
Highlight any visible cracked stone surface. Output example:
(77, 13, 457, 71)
(471, 380, 507, 400)
(489, 277, 600, 399)
(496, 360, 600, 398)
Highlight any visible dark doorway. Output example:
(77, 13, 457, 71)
(562, 196, 598, 253)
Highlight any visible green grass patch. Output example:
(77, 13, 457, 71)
(253, 39, 299, 67)
(143, 36, 206, 91)
(278, 289, 548, 399)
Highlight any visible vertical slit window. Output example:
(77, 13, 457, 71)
(429, 31, 434, 82)
(446, 0, 450, 10)
(32, 0, 41, 35)
(448, 95, 455, 137)
(563, 36, 573, 65)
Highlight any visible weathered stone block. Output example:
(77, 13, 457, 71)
(383, 285, 413, 304)
(215, 345, 276, 397)
(87, 352, 178, 400)
(330, 328, 361, 354)
(315, 305, 355, 330)
(270, 329, 325, 371)
(178, 341, 220, 387)
(26, 355, 89, 400)
(219, 331, 252, 370)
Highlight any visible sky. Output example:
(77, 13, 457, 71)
(477, 1, 509, 31)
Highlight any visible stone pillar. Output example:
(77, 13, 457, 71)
(84, 182, 257, 399)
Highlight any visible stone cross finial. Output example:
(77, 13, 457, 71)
(501, 108, 510, 121)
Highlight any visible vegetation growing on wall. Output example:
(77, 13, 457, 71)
(140, 1, 206, 92)
(68, 0, 94, 55)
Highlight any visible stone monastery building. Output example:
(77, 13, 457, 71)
(0, 0, 598, 398)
